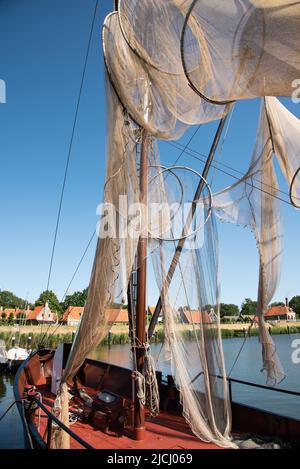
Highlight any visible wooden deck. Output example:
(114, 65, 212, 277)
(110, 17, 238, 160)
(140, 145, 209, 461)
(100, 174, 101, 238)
(37, 386, 222, 450)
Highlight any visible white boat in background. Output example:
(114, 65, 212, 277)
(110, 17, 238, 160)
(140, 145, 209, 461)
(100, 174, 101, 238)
(7, 346, 29, 370)
(0, 340, 8, 368)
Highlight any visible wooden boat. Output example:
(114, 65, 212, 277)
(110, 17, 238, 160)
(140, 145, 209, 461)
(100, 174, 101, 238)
(13, 0, 300, 451)
(14, 347, 300, 449)
(14, 348, 223, 449)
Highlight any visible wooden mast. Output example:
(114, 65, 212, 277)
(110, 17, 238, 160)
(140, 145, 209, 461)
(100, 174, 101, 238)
(133, 129, 148, 440)
(113, 0, 147, 442)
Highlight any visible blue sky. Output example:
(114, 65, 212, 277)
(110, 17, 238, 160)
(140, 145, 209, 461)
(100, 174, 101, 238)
(0, 0, 300, 309)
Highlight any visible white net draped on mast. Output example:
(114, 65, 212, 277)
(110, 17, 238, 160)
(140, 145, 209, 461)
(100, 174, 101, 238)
(148, 160, 235, 448)
(53, 0, 300, 449)
(213, 99, 286, 386)
(53, 81, 142, 448)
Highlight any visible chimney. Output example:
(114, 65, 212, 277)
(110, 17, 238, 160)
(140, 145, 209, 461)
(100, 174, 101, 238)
(285, 297, 289, 308)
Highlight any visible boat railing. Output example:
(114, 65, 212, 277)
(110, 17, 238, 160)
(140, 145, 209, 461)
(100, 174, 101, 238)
(30, 396, 94, 449)
(226, 376, 300, 406)
(162, 373, 300, 413)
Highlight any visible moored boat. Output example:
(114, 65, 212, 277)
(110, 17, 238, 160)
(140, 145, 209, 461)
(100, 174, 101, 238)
(14, 347, 300, 449)
(0, 340, 8, 370)
(12, 0, 300, 451)
(7, 347, 29, 371)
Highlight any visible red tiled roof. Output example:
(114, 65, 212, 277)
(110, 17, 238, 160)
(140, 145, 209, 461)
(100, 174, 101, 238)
(182, 309, 211, 324)
(62, 307, 129, 323)
(27, 306, 44, 320)
(1, 308, 26, 318)
(264, 305, 294, 318)
(106, 309, 128, 323)
(115, 309, 129, 323)
(63, 306, 84, 321)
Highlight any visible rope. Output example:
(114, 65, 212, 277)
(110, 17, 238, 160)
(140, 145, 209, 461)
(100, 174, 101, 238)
(0, 400, 20, 422)
(45, 0, 99, 293)
(209, 104, 235, 186)
(167, 141, 300, 207)
(39, 0, 99, 342)
(41, 229, 96, 347)
(132, 370, 145, 407)
(142, 346, 160, 417)
(227, 319, 255, 377)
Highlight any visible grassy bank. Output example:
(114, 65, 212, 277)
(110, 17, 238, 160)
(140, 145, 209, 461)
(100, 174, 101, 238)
(1, 324, 300, 349)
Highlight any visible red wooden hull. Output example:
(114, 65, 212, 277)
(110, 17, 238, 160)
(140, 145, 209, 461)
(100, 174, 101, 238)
(14, 349, 300, 449)
(14, 349, 222, 449)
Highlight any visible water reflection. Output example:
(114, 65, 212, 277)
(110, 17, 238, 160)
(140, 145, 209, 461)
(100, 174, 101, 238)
(0, 371, 25, 449)
(90, 333, 300, 420)
(0, 333, 299, 448)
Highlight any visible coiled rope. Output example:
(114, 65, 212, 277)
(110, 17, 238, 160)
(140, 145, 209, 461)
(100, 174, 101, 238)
(142, 347, 160, 417)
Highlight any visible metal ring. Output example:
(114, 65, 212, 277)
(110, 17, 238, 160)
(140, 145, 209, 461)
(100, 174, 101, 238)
(289, 166, 300, 209)
(180, 0, 235, 106)
(148, 164, 184, 226)
(147, 165, 212, 241)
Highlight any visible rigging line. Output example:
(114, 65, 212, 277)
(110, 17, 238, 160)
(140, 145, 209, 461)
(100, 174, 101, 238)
(40, 0, 99, 345)
(170, 124, 202, 166)
(210, 104, 236, 187)
(61, 230, 96, 305)
(45, 0, 99, 294)
(227, 320, 256, 378)
(168, 140, 300, 203)
(42, 229, 96, 347)
(167, 141, 297, 208)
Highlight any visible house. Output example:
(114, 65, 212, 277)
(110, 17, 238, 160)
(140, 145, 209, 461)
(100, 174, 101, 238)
(148, 306, 163, 323)
(0, 307, 28, 321)
(264, 303, 296, 322)
(113, 309, 129, 323)
(62, 306, 84, 326)
(62, 307, 129, 326)
(27, 302, 57, 324)
(179, 307, 212, 324)
(106, 309, 128, 324)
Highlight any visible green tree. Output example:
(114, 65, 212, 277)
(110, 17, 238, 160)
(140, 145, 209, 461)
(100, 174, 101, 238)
(35, 290, 62, 315)
(289, 296, 300, 317)
(220, 303, 239, 318)
(7, 313, 14, 325)
(270, 301, 285, 307)
(1, 312, 7, 325)
(62, 288, 88, 310)
(240, 298, 257, 316)
(0, 290, 27, 309)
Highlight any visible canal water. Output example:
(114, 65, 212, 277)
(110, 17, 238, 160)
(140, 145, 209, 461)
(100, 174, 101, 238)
(1, 333, 299, 448)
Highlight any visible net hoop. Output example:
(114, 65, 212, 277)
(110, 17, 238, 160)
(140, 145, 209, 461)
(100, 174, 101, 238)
(147, 164, 212, 242)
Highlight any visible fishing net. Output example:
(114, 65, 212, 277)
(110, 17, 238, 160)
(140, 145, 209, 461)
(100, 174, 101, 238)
(265, 97, 300, 209)
(104, 9, 229, 139)
(181, 0, 300, 103)
(148, 161, 235, 448)
(54, 80, 142, 448)
(213, 99, 285, 386)
(53, 1, 300, 449)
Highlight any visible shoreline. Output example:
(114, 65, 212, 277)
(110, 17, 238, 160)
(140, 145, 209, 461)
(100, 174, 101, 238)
(1, 322, 300, 348)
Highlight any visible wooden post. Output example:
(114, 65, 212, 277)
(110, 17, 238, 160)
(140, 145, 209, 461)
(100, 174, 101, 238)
(133, 129, 148, 441)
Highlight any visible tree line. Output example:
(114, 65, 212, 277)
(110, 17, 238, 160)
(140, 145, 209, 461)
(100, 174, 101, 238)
(0, 288, 88, 320)
(1, 289, 300, 322)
